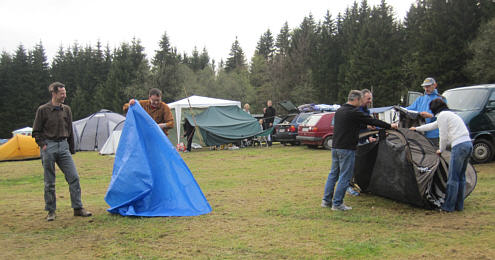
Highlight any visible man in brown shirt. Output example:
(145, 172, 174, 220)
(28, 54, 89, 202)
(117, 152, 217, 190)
(123, 88, 174, 135)
(33, 82, 92, 221)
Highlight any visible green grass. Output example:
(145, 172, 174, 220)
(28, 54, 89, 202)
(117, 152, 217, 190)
(0, 145, 494, 259)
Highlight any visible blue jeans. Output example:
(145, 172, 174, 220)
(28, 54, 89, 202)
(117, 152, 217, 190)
(322, 149, 355, 206)
(441, 141, 473, 212)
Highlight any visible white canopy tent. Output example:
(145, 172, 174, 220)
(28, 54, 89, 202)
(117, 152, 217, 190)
(168, 95, 241, 145)
(12, 127, 33, 136)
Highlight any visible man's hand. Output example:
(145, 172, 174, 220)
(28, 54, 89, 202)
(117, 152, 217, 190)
(409, 127, 416, 131)
(390, 123, 399, 129)
(42, 145, 47, 151)
(158, 123, 166, 129)
(436, 149, 441, 154)
(419, 111, 433, 118)
(367, 125, 376, 130)
(129, 99, 136, 106)
(368, 136, 377, 143)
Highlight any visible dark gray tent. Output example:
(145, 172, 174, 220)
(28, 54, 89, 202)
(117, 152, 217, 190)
(73, 109, 125, 151)
(354, 129, 477, 209)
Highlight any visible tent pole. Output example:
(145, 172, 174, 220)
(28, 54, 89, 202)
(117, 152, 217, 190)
(183, 86, 204, 145)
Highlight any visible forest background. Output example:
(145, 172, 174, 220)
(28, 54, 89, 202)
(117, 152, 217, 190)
(1, 0, 494, 138)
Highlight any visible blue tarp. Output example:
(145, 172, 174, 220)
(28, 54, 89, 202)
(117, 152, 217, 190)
(104, 102, 212, 217)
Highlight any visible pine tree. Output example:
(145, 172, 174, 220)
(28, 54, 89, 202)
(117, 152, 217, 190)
(10, 45, 33, 131)
(275, 22, 290, 57)
(29, 42, 51, 109)
(0, 52, 13, 137)
(255, 29, 275, 60)
(465, 17, 495, 83)
(151, 32, 182, 102)
(286, 14, 318, 104)
(313, 11, 342, 104)
(225, 36, 247, 73)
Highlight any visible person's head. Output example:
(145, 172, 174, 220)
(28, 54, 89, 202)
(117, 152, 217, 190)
(347, 90, 362, 107)
(267, 100, 272, 107)
(361, 89, 372, 107)
(244, 103, 250, 111)
(49, 82, 67, 104)
(421, 77, 437, 94)
(148, 88, 162, 107)
(429, 98, 449, 115)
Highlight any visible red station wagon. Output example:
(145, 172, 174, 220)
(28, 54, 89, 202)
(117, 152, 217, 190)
(296, 112, 335, 150)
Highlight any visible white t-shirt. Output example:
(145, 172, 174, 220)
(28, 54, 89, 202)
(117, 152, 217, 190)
(415, 110, 471, 152)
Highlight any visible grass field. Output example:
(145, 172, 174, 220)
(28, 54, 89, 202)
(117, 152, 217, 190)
(1, 144, 494, 259)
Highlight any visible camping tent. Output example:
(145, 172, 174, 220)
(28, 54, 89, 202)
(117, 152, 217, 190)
(104, 102, 211, 216)
(168, 95, 241, 146)
(354, 129, 477, 209)
(0, 134, 40, 161)
(99, 130, 122, 155)
(12, 127, 33, 136)
(73, 109, 125, 151)
(185, 105, 264, 146)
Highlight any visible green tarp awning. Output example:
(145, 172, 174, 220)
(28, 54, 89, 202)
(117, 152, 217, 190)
(185, 106, 263, 146)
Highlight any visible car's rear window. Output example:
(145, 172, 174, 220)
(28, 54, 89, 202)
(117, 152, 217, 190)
(279, 115, 296, 124)
(296, 113, 312, 124)
(303, 114, 323, 126)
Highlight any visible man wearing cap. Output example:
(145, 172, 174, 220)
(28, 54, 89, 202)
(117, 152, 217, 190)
(406, 77, 445, 147)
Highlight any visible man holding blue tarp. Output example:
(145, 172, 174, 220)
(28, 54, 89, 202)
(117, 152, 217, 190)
(123, 88, 174, 136)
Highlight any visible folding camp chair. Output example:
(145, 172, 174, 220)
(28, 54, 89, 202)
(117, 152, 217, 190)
(252, 127, 274, 148)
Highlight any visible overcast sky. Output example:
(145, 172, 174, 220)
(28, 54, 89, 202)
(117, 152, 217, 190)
(1, 0, 416, 64)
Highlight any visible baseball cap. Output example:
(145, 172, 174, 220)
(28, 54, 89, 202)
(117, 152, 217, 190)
(421, 77, 436, 87)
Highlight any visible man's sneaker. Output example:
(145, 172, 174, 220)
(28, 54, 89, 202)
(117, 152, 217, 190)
(347, 187, 360, 196)
(321, 200, 331, 208)
(331, 204, 352, 211)
(46, 211, 56, 221)
(74, 208, 92, 217)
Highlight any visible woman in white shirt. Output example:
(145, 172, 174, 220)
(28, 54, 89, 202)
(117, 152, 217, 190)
(410, 98, 473, 212)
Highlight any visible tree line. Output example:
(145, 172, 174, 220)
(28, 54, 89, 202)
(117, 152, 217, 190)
(1, 0, 494, 138)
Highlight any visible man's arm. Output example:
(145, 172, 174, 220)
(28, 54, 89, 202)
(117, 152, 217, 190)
(123, 103, 130, 114)
(67, 107, 75, 154)
(353, 109, 392, 129)
(161, 104, 174, 129)
(406, 97, 419, 111)
(32, 107, 46, 149)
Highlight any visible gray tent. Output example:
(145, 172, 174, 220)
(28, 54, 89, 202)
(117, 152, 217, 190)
(73, 109, 125, 151)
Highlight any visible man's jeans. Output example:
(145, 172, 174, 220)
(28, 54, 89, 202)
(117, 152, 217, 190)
(442, 141, 473, 212)
(322, 149, 355, 206)
(41, 140, 83, 212)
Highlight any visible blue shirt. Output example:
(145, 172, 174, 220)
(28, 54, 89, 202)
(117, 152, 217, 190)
(406, 89, 444, 138)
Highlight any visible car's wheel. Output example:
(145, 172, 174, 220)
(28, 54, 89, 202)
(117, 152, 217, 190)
(307, 145, 318, 149)
(472, 139, 494, 164)
(323, 136, 332, 150)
